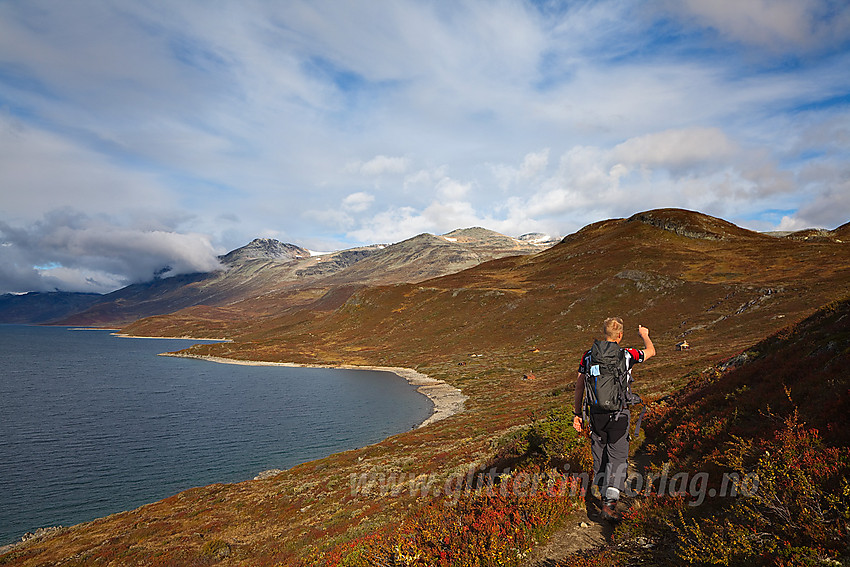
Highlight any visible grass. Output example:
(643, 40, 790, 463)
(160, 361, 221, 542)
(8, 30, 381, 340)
(4, 211, 850, 565)
(558, 297, 850, 566)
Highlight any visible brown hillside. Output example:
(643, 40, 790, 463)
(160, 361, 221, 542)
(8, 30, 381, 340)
(832, 220, 850, 240)
(587, 297, 850, 565)
(627, 208, 769, 241)
(134, 208, 850, 392)
(5, 209, 849, 565)
(63, 229, 543, 327)
(58, 250, 381, 327)
(770, 218, 850, 243)
(781, 228, 839, 242)
(648, 294, 850, 458)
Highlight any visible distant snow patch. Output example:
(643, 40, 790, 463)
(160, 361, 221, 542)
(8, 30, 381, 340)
(515, 232, 557, 245)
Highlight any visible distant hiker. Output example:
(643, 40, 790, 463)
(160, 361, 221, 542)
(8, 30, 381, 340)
(572, 317, 655, 522)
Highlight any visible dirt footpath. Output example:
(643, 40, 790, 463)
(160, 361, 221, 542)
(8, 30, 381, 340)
(520, 495, 612, 567)
(522, 454, 651, 566)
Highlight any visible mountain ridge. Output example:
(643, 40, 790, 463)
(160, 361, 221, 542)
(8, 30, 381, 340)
(219, 238, 310, 264)
(0, 227, 550, 326)
(3, 207, 850, 565)
(626, 208, 771, 241)
(3, 210, 845, 328)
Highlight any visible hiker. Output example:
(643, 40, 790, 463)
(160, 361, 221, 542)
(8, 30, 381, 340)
(572, 318, 655, 521)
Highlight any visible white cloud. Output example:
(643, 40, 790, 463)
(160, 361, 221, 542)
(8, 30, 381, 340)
(671, 0, 850, 52)
(786, 162, 850, 229)
(519, 149, 550, 179)
(611, 127, 737, 171)
(422, 199, 479, 230)
(336, 123, 817, 244)
(356, 155, 412, 176)
(435, 177, 471, 201)
(34, 266, 130, 294)
(521, 188, 593, 218)
(0, 210, 223, 293)
(492, 149, 550, 190)
(303, 208, 354, 231)
(342, 191, 375, 212)
(0, 112, 174, 221)
(347, 206, 429, 243)
(258, 228, 282, 239)
(0, 0, 848, 287)
(775, 215, 808, 232)
(403, 169, 436, 191)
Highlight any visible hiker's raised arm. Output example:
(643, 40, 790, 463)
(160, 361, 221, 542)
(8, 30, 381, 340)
(638, 325, 656, 360)
(573, 372, 585, 432)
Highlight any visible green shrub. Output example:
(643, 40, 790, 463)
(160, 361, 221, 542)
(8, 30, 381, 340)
(491, 407, 592, 473)
(199, 539, 231, 561)
(527, 407, 583, 462)
(672, 411, 850, 565)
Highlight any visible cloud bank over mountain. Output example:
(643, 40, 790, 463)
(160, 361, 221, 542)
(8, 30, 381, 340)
(0, 0, 848, 292)
(0, 212, 221, 293)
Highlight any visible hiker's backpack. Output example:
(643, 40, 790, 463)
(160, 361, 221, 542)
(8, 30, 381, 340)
(584, 340, 639, 414)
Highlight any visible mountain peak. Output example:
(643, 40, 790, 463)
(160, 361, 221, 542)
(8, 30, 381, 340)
(442, 227, 498, 239)
(220, 238, 310, 264)
(627, 208, 761, 241)
(441, 227, 524, 247)
(517, 232, 560, 246)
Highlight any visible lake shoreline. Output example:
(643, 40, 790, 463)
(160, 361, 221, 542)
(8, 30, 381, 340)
(111, 332, 232, 342)
(0, 329, 462, 552)
(158, 352, 467, 429)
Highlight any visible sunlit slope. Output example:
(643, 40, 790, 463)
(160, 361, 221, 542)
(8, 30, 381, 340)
(74, 228, 544, 327)
(4, 209, 849, 566)
(182, 208, 850, 396)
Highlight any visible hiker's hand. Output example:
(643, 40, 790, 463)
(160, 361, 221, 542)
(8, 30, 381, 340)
(638, 324, 656, 360)
(572, 415, 583, 432)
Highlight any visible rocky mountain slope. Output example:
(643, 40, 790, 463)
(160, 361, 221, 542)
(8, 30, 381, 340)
(315, 228, 546, 286)
(218, 238, 310, 264)
(3, 208, 848, 566)
(0, 228, 547, 327)
(167, 209, 850, 377)
(117, 228, 551, 336)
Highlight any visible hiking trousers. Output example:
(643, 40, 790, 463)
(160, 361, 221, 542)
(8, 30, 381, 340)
(589, 409, 630, 503)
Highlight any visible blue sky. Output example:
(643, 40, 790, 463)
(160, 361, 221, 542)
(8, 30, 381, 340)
(1, 0, 849, 293)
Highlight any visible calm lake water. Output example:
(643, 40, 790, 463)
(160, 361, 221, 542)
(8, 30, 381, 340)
(0, 325, 431, 545)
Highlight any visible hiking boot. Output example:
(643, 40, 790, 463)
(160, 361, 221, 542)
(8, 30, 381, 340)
(600, 501, 622, 522)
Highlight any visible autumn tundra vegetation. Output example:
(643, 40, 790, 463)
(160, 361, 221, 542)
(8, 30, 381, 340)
(2, 209, 849, 566)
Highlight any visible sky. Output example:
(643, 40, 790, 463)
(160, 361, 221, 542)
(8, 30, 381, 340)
(1, 0, 849, 294)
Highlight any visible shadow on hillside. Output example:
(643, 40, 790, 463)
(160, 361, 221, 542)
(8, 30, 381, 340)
(582, 489, 617, 538)
(519, 487, 615, 567)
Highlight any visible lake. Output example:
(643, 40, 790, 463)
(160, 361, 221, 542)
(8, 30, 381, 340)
(0, 325, 432, 545)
